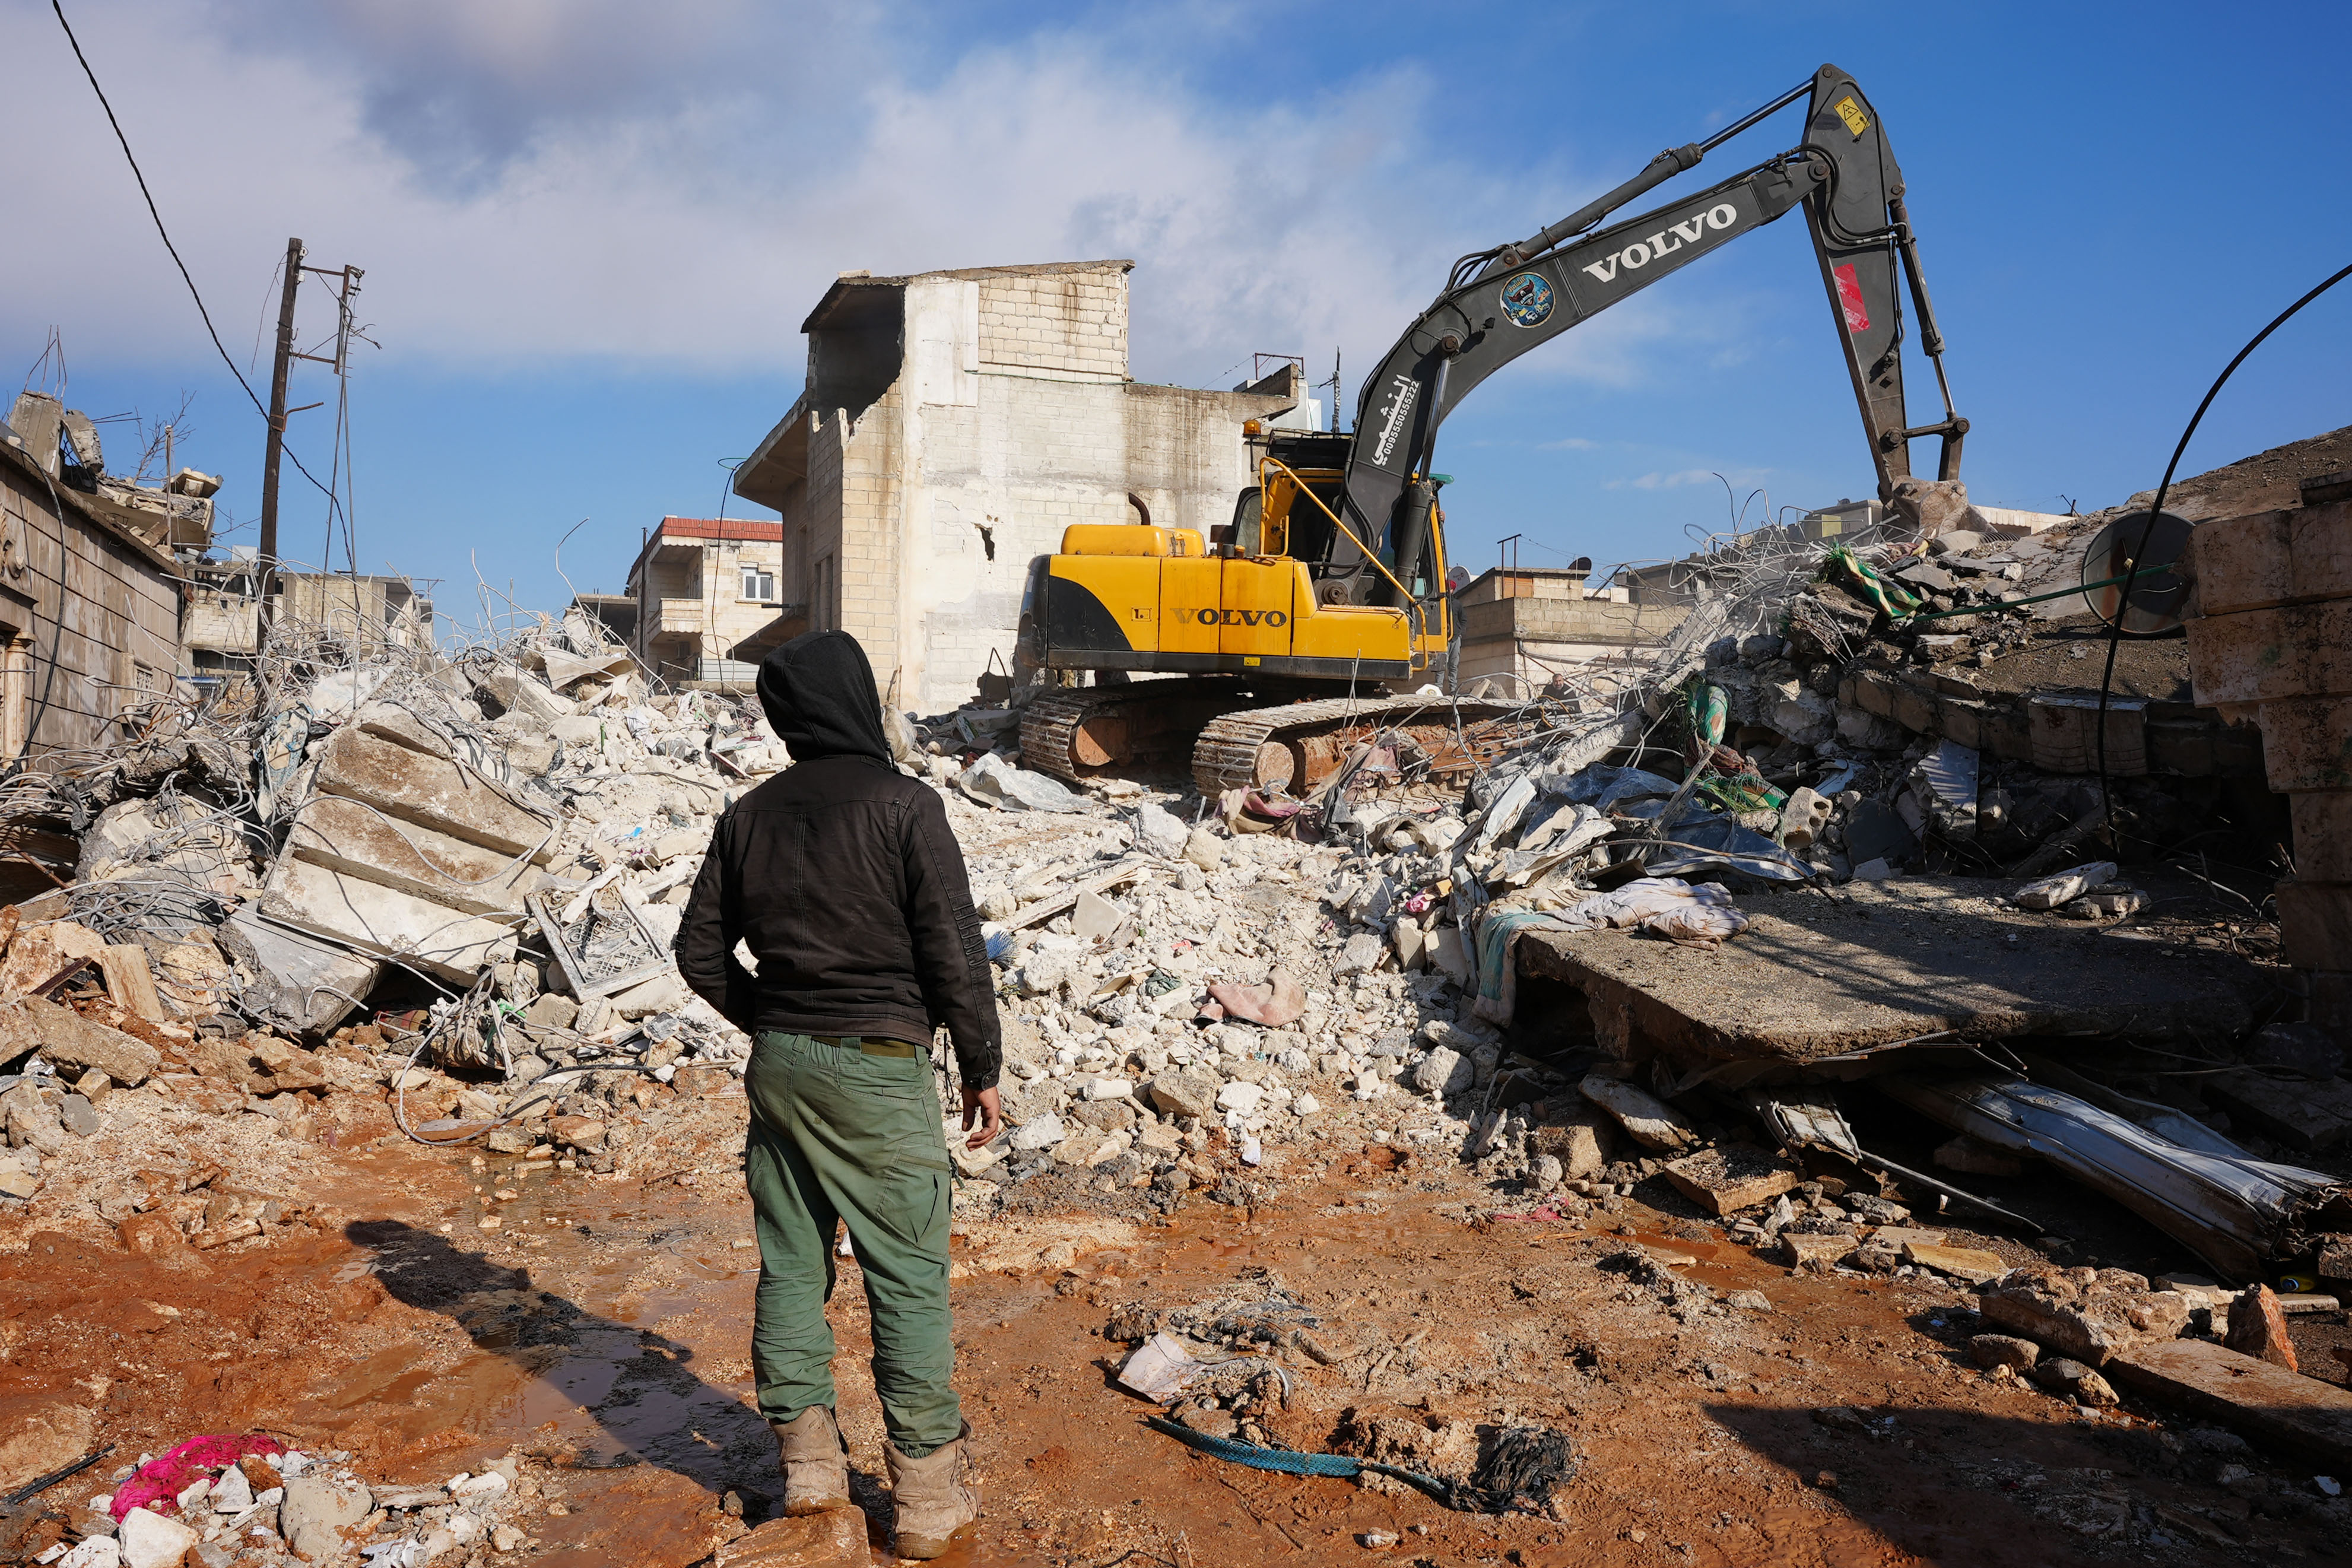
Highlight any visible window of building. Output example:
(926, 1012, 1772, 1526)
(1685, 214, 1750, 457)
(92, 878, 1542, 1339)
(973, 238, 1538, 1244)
(740, 561, 777, 602)
(814, 555, 834, 631)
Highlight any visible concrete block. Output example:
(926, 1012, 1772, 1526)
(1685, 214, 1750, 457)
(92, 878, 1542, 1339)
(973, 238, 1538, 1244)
(1978, 700, 2034, 762)
(0, 920, 105, 998)
(2182, 500, 2352, 616)
(2204, 1067, 2352, 1151)
(1934, 695, 1985, 751)
(1890, 680, 1940, 735)
(1836, 705, 1904, 750)
(1662, 1145, 1800, 1214)
(2277, 878, 2352, 973)
(474, 670, 577, 726)
(217, 909, 382, 1035)
(2106, 1339, 2352, 1472)
(315, 727, 557, 861)
(0, 996, 160, 1085)
(96, 944, 165, 1021)
(261, 857, 518, 982)
(2248, 691, 2352, 799)
(2188, 601, 2352, 706)
(284, 796, 537, 915)
(2290, 792, 2352, 883)
(2029, 693, 2146, 776)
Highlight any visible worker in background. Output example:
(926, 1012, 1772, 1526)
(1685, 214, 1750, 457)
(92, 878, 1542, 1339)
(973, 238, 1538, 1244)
(678, 629, 1002, 1560)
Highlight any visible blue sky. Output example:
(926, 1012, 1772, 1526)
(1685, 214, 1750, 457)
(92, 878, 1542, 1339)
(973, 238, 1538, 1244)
(6, 1, 2348, 627)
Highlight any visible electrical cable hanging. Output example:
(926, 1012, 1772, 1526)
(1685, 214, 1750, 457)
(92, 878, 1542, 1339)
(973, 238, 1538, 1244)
(49, 0, 343, 510)
(2095, 259, 2352, 838)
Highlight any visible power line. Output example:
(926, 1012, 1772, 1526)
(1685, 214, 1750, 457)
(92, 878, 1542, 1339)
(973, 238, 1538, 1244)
(49, 0, 340, 507)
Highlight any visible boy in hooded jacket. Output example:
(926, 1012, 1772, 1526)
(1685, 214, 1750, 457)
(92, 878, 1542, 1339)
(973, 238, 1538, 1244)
(679, 630, 1001, 1558)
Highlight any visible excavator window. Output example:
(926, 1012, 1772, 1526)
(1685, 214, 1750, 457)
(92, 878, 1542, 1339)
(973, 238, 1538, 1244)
(1227, 487, 1263, 556)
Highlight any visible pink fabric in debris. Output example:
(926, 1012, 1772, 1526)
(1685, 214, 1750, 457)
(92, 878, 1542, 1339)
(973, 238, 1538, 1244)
(112, 1433, 286, 1520)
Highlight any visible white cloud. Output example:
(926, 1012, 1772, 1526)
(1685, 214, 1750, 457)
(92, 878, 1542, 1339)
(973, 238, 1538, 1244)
(1605, 466, 1773, 491)
(1538, 436, 1599, 450)
(4, 1, 1765, 406)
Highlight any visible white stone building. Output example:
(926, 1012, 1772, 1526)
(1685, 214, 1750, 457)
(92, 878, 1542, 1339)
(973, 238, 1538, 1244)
(728, 259, 1308, 712)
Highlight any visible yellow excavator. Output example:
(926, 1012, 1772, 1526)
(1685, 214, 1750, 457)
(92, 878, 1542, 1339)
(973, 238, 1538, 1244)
(1016, 64, 1970, 797)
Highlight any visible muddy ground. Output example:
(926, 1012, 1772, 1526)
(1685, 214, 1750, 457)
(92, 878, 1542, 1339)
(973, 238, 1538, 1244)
(4, 1078, 2348, 1568)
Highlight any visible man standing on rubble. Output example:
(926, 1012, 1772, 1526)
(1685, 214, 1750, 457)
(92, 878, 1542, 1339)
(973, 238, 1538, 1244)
(679, 628, 1001, 1560)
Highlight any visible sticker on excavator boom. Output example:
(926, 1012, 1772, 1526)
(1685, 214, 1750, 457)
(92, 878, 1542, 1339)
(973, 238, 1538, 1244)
(1499, 271, 1556, 328)
(1834, 96, 1869, 137)
(1833, 263, 1871, 334)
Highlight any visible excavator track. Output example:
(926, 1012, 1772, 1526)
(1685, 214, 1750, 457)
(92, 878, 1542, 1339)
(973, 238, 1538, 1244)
(1191, 693, 1529, 796)
(1019, 681, 1532, 798)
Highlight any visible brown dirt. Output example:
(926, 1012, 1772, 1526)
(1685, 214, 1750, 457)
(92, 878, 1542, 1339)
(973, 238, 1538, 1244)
(2, 1090, 2345, 1566)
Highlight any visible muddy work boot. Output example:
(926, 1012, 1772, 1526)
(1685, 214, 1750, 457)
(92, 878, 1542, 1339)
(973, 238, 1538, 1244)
(772, 1405, 850, 1516)
(883, 1423, 977, 1560)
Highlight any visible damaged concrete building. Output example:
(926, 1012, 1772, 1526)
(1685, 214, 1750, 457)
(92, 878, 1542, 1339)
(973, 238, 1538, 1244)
(610, 517, 788, 691)
(726, 260, 1312, 710)
(1455, 563, 1684, 696)
(0, 396, 197, 759)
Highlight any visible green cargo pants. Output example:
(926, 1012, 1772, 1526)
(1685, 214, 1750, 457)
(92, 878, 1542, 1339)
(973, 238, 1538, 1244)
(742, 1030, 962, 1456)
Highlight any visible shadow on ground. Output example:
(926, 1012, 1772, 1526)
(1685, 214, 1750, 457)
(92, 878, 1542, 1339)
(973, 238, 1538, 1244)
(1703, 1399, 2338, 1560)
(345, 1220, 782, 1504)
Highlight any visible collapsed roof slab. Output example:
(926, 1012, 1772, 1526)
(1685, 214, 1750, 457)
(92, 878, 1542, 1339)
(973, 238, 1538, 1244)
(1514, 877, 2269, 1080)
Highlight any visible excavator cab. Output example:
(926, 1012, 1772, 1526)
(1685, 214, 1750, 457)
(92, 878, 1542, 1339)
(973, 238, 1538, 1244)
(1020, 422, 1454, 690)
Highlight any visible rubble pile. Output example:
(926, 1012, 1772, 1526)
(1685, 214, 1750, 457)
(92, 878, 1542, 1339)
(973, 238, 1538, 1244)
(0, 610, 776, 1221)
(897, 480, 2352, 1312)
(24, 1437, 554, 1567)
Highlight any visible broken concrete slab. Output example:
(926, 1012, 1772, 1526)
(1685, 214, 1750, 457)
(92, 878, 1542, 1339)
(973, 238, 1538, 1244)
(0, 921, 106, 998)
(1977, 1276, 2191, 1367)
(313, 726, 558, 862)
(2223, 1284, 2300, 1370)
(712, 1507, 869, 1568)
(474, 669, 577, 726)
(1578, 1074, 1699, 1151)
(216, 910, 382, 1036)
(1662, 1144, 1800, 1214)
(1781, 1232, 1856, 1270)
(96, 944, 164, 1021)
(261, 857, 519, 983)
(283, 795, 541, 915)
(2203, 1070, 2352, 1151)
(2014, 861, 2118, 909)
(0, 996, 160, 1085)
(1514, 877, 2262, 1074)
(2107, 1338, 2352, 1472)
(537, 647, 637, 693)
(1902, 1242, 2007, 1285)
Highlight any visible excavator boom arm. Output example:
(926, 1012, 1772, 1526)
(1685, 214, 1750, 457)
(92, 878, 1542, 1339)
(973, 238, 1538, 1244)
(1326, 63, 1966, 602)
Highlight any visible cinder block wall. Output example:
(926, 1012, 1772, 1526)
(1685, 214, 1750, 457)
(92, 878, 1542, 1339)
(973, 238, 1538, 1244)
(2182, 490, 2352, 1043)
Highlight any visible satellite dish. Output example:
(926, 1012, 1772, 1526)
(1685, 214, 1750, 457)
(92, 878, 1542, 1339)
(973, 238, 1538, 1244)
(2082, 509, 2192, 634)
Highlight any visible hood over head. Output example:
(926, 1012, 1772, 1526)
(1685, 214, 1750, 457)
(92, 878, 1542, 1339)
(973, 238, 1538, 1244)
(757, 629, 890, 764)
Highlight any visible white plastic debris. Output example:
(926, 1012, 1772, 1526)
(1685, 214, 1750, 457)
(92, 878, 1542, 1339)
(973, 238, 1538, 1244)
(2015, 861, 2119, 909)
(1117, 1332, 1207, 1399)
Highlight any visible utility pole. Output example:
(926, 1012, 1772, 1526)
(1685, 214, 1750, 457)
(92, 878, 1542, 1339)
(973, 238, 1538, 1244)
(257, 237, 304, 645)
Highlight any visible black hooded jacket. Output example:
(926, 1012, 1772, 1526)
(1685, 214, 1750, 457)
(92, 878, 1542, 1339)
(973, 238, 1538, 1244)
(678, 630, 1001, 1089)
